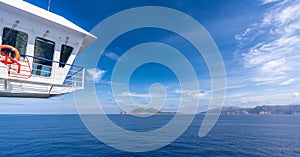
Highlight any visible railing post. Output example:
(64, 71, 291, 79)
(74, 68, 77, 87)
(82, 68, 85, 89)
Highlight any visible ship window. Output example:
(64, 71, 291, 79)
(59, 44, 73, 68)
(32, 37, 55, 77)
(2, 27, 28, 57)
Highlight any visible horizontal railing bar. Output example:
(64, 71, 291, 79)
(22, 54, 83, 68)
(65, 68, 83, 80)
(1, 54, 85, 90)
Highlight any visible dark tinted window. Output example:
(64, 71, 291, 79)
(2, 27, 28, 56)
(32, 37, 55, 77)
(33, 37, 55, 66)
(59, 44, 73, 68)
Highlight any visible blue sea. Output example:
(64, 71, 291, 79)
(0, 115, 300, 156)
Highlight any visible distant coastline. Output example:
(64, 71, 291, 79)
(120, 107, 177, 115)
(199, 105, 300, 115)
(120, 105, 300, 115)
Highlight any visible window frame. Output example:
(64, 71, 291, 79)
(1, 27, 28, 57)
(59, 44, 73, 68)
(32, 37, 56, 77)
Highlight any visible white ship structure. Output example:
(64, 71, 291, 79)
(0, 0, 96, 98)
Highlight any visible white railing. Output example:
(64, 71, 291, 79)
(0, 54, 85, 96)
(23, 55, 85, 89)
(63, 65, 84, 89)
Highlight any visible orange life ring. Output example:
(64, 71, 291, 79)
(0, 45, 21, 61)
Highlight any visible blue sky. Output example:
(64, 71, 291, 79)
(0, 0, 299, 114)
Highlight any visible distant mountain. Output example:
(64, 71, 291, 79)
(200, 105, 300, 115)
(131, 107, 159, 114)
(120, 107, 177, 115)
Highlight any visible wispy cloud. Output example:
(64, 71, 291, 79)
(282, 78, 296, 86)
(104, 52, 121, 61)
(174, 89, 208, 98)
(86, 68, 106, 83)
(119, 91, 149, 98)
(260, 0, 282, 5)
(236, 0, 300, 86)
(226, 92, 250, 98)
(292, 92, 299, 98)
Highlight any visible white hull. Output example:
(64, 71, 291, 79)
(0, 77, 82, 98)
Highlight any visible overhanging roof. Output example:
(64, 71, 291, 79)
(0, 0, 97, 53)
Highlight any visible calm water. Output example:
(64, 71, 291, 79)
(0, 115, 299, 156)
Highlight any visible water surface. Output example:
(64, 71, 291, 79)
(0, 115, 299, 156)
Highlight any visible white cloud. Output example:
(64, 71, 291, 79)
(104, 52, 120, 61)
(237, 0, 300, 85)
(261, 57, 288, 74)
(174, 89, 208, 98)
(86, 68, 106, 83)
(260, 0, 282, 5)
(226, 92, 249, 98)
(119, 91, 149, 98)
(292, 92, 299, 98)
(282, 78, 296, 85)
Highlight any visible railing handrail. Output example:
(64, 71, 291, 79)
(21, 54, 83, 68)
(22, 54, 84, 88)
(1, 54, 85, 92)
(65, 68, 83, 80)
